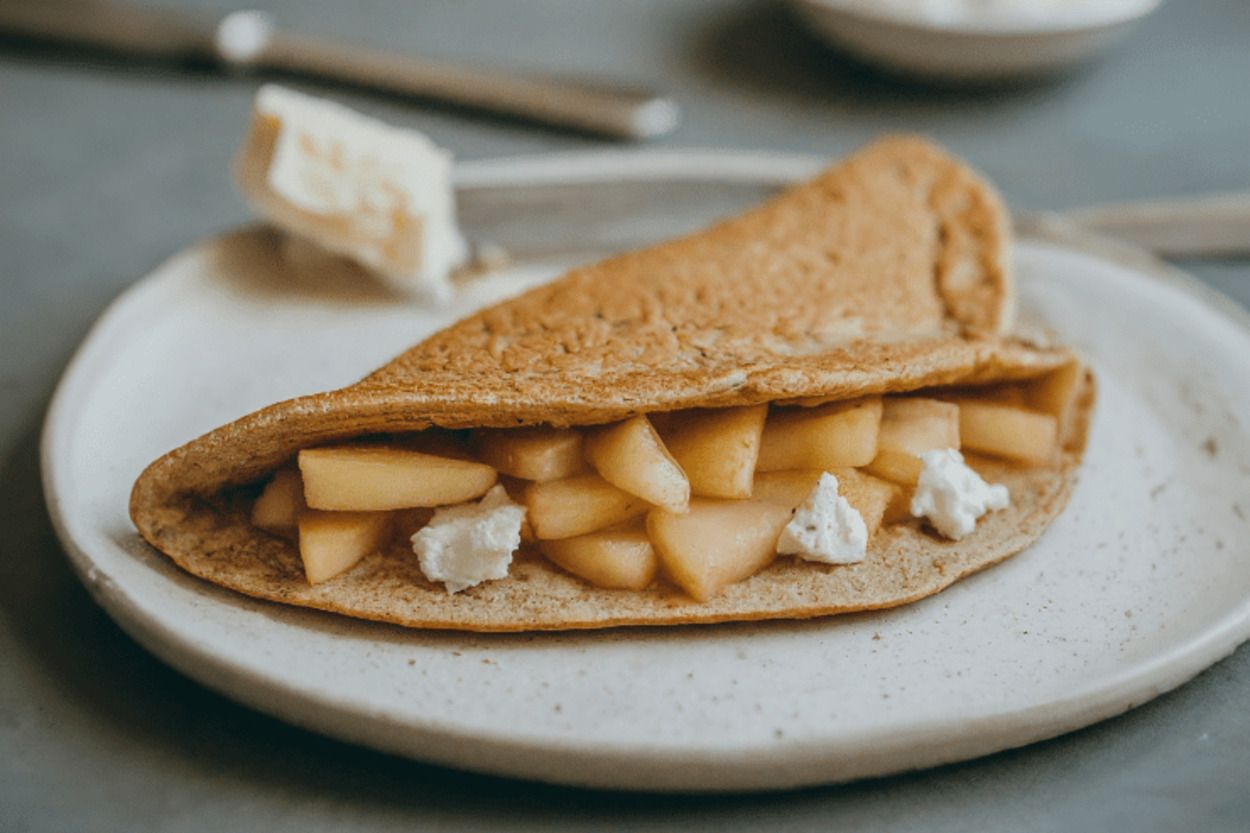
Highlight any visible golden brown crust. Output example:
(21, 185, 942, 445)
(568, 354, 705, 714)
(364, 135, 1014, 393)
(129, 135, 1090, 632)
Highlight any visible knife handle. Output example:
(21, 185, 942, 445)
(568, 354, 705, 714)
(1059, 193, 1250, 258)
(0, 0, 680, 140)
(258, 32, 680, 140)
(0, 0, 218, 59)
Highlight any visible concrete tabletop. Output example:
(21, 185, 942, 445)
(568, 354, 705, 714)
(2, 0, 1247, 829)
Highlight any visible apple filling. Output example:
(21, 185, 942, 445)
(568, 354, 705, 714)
(250, 361, 1084, 600)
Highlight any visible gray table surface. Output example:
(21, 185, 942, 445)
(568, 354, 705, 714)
(2, 0, 1248, 830)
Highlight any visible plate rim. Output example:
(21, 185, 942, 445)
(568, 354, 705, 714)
(40, 149, 1250, 791)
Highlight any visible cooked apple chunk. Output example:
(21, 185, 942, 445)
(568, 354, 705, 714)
(752, 469, 823, 509)
(472, 427, 585, 482)
(756, 397, 882, 472)
(882, 485, 914, 525)
(524, 473, 648, 540)
(955, 400, 1058, 465)
(539, 522, 659, 590)
(864, 397, 959, 484)
(835, 469, 897, 536)
(393, 507, 436, 542)
(877, 398, 960, 455)
(1026, 361, 1085, 432)
(863, 448, 924, 486)
(584, 415, 690, 511)
(297, 509, 393, 585)
(647, 499, 792, 601)
(299, 445, 496, 511)
(661, 405, 767, 499)
(251, 467, 305, 536)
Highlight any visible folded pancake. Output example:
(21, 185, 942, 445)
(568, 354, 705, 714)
(130, 135, 1094, 631)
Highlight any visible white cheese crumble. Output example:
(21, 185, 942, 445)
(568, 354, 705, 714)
(238, 85, 467, 296)
(411, 485, 525, 594)
(776, 472, 869, 564)
(910, 449, 1010, 540)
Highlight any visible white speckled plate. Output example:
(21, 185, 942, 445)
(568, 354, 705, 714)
(42, 152, 1250, 792)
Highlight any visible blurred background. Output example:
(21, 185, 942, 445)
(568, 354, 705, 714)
(4, 1, 1249, 366)
(2, 1, 1248, 831)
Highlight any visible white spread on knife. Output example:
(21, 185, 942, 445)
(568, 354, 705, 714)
(412, 485, 525, 593)
(235, 84, 467, 296)
(777, 472, 869, 564)
(910, 449, 1010, 540)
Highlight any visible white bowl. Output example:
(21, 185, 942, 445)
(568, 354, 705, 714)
(790, 0, 1162, 81)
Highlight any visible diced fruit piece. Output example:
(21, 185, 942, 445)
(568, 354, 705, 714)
(882, 486, 914, 525)
(754, 469, 895, 537)
(756, 397, 882, 472)
(539, 521, 659, 590)
(1026, 361, 1085, 433)
(472, 427, 586, 482)
(954, 400, 1058, 465)
(661, 405, 767, 499)
(834, 468, 897, 537)
(583, 415, 690, 511)
(647, 499, 792, 602)
(863, 448, 924, 486)
(299, 445, 496, 511)
(393, 507, 435, 542)
(865, 397, 959, 486)
(524, 473, 648, 540)
(252, 468, 305, 536)
(297, 510, 393, 584)
(520, 517, 536, 544)
(495, 476, 538, 542)
(752, 469, 823, 509)
(876, 397, 960, 455)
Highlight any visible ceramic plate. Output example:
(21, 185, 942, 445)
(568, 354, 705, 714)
(42, 151, 1250, 792)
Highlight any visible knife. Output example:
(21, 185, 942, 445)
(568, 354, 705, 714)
(0, 0, 681, 140)
(1024, 192, 1250, 258)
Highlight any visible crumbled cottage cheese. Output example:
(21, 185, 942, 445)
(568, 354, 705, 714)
(776, 472, 869, 564)
(411, 485, 525, 593)
(910, 449, 1010, 540)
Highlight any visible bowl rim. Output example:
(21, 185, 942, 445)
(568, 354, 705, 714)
(790, 0, 1163, 37)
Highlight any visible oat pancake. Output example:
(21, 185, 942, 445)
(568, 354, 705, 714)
(130, 136, 1093, 631)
